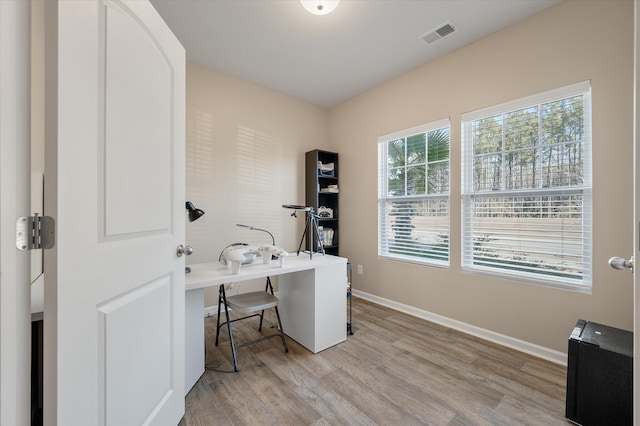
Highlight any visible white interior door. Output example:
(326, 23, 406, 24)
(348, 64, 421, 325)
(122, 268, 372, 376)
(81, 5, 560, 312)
(0, 1, 32, 425)
(43, 1, 186, 425)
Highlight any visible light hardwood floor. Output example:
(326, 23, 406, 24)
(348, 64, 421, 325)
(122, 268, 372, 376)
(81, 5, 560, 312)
(180, 297, 571, 425)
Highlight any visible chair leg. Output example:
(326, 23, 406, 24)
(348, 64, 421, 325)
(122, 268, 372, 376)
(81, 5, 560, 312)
(217, 284, 239, 372)
(274, 306, 289, 353)
(215, 285, 223, 346)
(217, 278, 287, 371)
(223, 304, 239, 372)
(266, 277, 287, 352)
(258, 277, 271, 331)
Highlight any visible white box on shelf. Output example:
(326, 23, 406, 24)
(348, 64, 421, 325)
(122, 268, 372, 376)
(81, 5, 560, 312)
(318, 162, 334, 171)
(318, 206, 333, 218)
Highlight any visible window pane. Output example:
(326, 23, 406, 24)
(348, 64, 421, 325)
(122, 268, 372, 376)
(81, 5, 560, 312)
(427, 128, 450, 161)
(387, 167, 405, 196)
(541, 95, 584, 145)
(406, 133, 426, 166)
(473, 115, 502, 155)
(504, 149, 539, 190)
(381, 198, 449, 263)
(504, 107, 538, 150)
(542, 144, 584, 187)
(407, 164, 426, 195)
(469, 194, 585, 280)
(387, 139, 406, 168)
(427, 127, 450, 194)
(428, 161, 449, 194)
(474, 154, 502, 191)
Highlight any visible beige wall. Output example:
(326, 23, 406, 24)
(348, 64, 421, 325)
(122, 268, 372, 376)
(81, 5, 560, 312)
(328, 0, 634, 353)
(185, 63, 329, 305)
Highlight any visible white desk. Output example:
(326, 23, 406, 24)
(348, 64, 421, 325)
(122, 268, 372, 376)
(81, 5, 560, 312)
(185, 254, 348, 394)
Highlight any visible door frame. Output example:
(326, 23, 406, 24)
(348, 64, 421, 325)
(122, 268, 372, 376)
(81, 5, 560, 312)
(0, 1, 33, 424)
(634, 1, 640, 422)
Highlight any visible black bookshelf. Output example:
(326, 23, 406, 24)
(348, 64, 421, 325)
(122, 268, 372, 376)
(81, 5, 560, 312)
(305, 150, 339, 256)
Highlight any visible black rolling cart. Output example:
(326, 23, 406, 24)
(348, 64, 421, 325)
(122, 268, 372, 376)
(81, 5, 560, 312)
(347, 263, 353, 335)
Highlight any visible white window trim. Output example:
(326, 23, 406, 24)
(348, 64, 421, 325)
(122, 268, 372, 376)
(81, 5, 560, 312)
(379, 118, 451, 143)
(461, 81, 592, 292)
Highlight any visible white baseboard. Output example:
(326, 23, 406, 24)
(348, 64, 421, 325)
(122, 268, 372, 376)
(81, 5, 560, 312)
(352, 289, 567, 366)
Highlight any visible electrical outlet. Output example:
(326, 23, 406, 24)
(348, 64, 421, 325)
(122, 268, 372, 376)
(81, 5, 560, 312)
(357, 264, 363, 275)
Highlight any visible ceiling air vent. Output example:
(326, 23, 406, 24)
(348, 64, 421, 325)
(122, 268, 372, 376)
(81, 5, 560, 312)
(420, 21, 457, 45)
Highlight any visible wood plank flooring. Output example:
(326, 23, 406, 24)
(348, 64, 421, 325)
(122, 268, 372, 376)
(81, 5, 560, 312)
(180, 297, 570, 425)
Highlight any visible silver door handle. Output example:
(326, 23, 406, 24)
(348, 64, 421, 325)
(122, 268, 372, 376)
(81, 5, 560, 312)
(608, 256, 634, 271)
(177, 244, 193, 257)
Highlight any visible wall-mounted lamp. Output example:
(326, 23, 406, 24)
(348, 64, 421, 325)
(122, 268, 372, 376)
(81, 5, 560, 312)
(186, 201, 205, 222)
(299, 0, 340, 16)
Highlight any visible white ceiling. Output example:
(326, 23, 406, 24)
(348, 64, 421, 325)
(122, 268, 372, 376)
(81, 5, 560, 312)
(151, 0, 561, 108)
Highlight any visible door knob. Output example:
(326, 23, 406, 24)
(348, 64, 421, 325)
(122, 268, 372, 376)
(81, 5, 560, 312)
(177, 244, 193, 257)
(608, 256, 634, 271)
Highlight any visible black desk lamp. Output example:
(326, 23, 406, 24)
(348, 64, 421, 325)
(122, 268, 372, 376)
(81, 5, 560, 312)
(186, 201, 205, 222)
(185, 201, 205, 273)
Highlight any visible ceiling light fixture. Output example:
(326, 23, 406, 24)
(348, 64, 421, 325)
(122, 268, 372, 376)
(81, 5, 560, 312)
(299, 0, 340, 16)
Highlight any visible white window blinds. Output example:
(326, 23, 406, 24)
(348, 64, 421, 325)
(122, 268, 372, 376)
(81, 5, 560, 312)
(461, 81, 592, 290)
(378, 119, 450, 266)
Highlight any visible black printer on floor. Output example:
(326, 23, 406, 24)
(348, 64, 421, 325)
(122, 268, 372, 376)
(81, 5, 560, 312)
(566, 319, 632, 426)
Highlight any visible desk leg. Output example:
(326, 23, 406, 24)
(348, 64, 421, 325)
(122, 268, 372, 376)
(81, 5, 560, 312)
(185, 289, 204, 395)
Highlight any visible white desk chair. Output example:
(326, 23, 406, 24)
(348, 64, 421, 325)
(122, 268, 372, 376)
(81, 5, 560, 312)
(215, 277, 288, 372)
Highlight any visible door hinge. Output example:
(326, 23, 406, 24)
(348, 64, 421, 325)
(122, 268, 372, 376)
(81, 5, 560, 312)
(16, 214, 55, 251)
